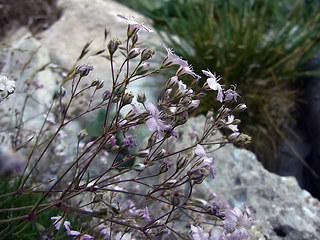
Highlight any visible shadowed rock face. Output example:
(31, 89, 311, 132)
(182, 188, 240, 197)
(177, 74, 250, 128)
(181, 116, 320, 240)
(278, 55, 320, 199)
(303, 75, 320, 198)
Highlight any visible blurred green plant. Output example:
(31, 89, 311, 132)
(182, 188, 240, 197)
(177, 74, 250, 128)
(117, 0, 320, 171)
(0, 177, 83, 239)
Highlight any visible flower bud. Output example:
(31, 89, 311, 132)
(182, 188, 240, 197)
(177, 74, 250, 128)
(193, 198, 208, 208)
(131, 33, 138, 46)
(127, 48, 141, 60)
(132, 163, 146, 171)
(127, 25, 139, 38)
(54, 87, 67, 99)
(114, 84, 125, 96)
(141, 47, 155, 62)
(187, 166, 210, 184)
(137, 92, 146, 103)
(171, 191, 183, 206)
(228, 132, 240, 141)
(177, 156, 187, 169)
(175, 113, 188, 126)
(164, 88, 172, 96)
(136, 149, 149, 158)
(233, 133, 251, 145)
(235, 103, 247, 112)
(102, 90, 111, 101)
(156, 149, 167, 158)
(122, 93, 134, 106)
(163, 179, 178, 187)
(135, 62, 150, 76)
(179, 97, 191, 105)
(220, 107, 231, 117)
(76, 64, 93, 77)
(107, 39, 122, 55)
(187, 100, 200, 111)
(159, 162, 169, 173)
(166, 76, 178, 89)
(148, 133, 157, 147)
(91, 78, 100, 87)
(91, 78, 104, 89)
(77, 129, 88, 141)
(96, 80, 104, 89)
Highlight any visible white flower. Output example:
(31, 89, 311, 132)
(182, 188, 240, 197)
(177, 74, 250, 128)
(195, 144, 213, 165)
(224, 115, 239, 132)
(0, 75, 15, 93)
(202, 70, 223, 102)
(50, 216, 93, 239)
(191, 225, 209, 240)
(117, 14, 153, 36)
(145, 101, 171, 139)
(224, 206, 251, 240)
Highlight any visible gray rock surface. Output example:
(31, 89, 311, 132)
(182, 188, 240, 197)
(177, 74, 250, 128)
(185, 116, 320, 240)
(39, 0, 166, 107)
(0, 28, 57, 128)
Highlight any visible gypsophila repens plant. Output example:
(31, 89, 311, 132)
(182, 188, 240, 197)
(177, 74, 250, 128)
(0, 14, 252, 239)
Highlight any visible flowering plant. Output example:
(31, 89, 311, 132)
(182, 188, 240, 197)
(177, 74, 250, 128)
(0, 14, 251, 239)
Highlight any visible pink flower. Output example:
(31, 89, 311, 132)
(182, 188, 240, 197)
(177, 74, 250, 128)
(51, 216, 93, 239)
(190, 225, 209, 240)
(224, 115, 239, 132)
(161, 43, 188, 68)
(224, 88, 240, 102)
(188, 99, 200, 111)
(194, 144, 215, 179)
(177, 79, 193, 95)
(195, 144, 214, 165)
(128, 200, 152, 222)
(224, 206, 251, 240)
(145, 102, 171, 139)
(202, 70, 223, 102)
(176, 64, 201, 80)
(188, 130, 199, 138)
(117, 14, 153, 36)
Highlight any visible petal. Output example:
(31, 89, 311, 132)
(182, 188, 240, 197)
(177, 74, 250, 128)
(217, 88, 224, 102)
(146, 117, 158, 132)
(202, 69, 215, 78)
(68, 230, 81, 236)
(195, 144, 206, 157)
(207, 78, 219, 90)
(146, 101, 159, 117)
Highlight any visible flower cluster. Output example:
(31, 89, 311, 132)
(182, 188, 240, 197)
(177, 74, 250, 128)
(0, 13, 252, 240)
(51, 216, 93, 239)
(0, 74, 15, 102)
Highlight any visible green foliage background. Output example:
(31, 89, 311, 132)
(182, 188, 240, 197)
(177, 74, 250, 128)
(0, 178, 84, 239)
(117, 0, 320, 171)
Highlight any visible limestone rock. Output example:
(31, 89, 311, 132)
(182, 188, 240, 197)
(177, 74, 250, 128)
(185, 116, 320, 240)
(0, 28, 58, 128)
(39, 0, 166, 107)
